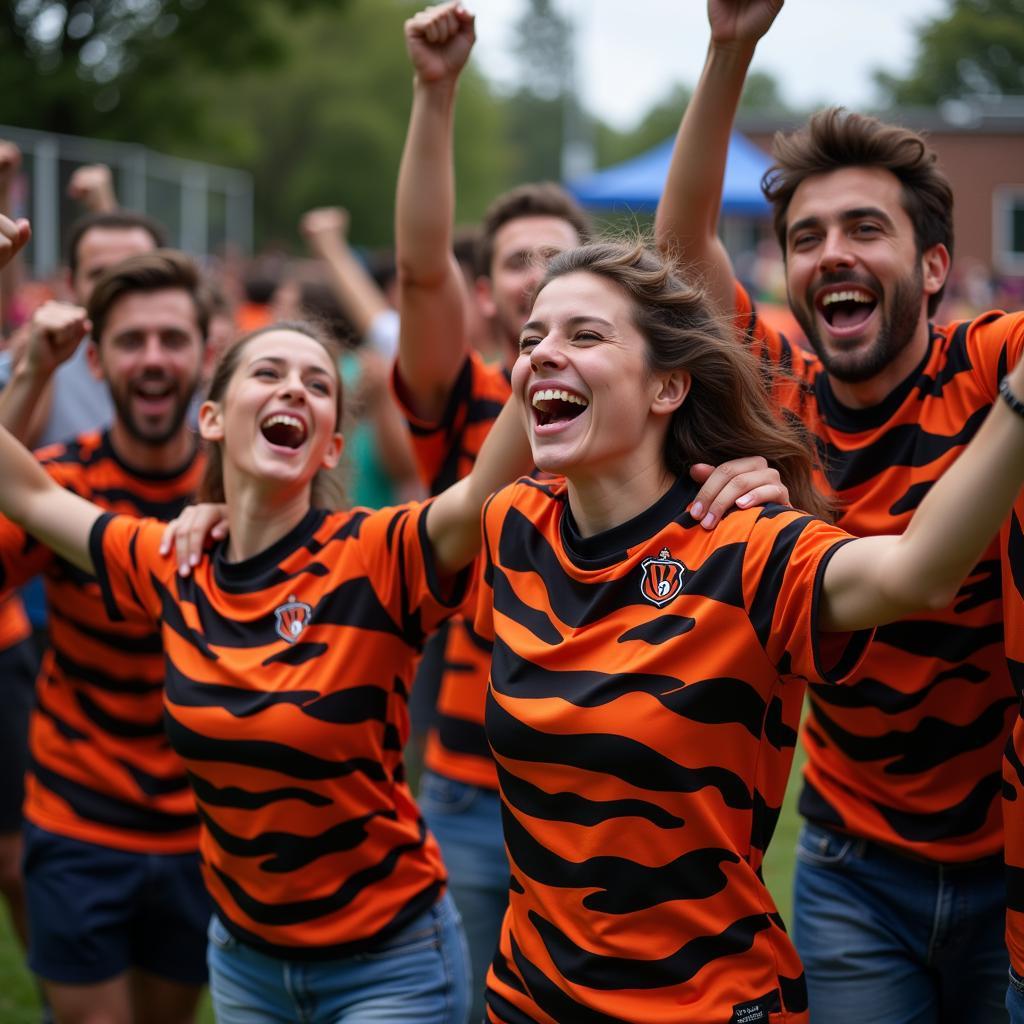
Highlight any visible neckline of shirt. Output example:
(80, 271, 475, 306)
(213, 506, 327, 586)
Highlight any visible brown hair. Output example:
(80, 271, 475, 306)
(86, 249, 210, 344)
(67, 210, 168, 277)
(477, 182, 592, 278)
(762, 108, 954, 316)
(196, 321, 347, 510)
(537, 241, 832, 519)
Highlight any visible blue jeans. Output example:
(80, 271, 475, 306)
(1009, 968, 1024, 1023)
(207, 891, 470, 1024)
(793, 822, 1007, 1024)
(419, 771, 508, 1024)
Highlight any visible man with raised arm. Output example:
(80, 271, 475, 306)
(654, 2, 1023, 1021)
(0, 244, 212, 1024)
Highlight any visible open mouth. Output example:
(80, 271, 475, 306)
(531, 388, 589, 427)
(817, 288, 877, 331)
(260, 413, 307, 449)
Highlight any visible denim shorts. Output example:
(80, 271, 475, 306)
(207, 890, 470, 1024)
(23, 822, 210, 986)
(1008, 966, 1024, 1024)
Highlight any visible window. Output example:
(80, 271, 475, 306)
(994, 186, 1024, 274)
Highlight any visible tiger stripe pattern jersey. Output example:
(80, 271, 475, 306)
(1001, 490, 1024, 975)
(89, 502, 466, 957)
(395, 349, 510, 789)
(475, 474, 872, 1023)
(738, 287, 1024, 862)
(0, 431, 203, 853)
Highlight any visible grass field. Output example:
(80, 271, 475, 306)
(0, 748, 807, 1021)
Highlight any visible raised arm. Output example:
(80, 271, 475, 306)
(821, 356, 1024, 632)
(395, 1, 475, 421)
(653, 0, 783, 318)
(426, 395, 532, 576)
(0, 420, 102, 575)
(67, 164, 118, 214)
(300, 207, 391, 343)
(0, 301, 90, 442)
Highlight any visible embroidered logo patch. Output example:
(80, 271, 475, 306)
(274, 595, 313, 644)
(639, 547, 686, 607)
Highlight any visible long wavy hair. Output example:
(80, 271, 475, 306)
(196, 321, 347, 510)
(536, 241, 832, 519)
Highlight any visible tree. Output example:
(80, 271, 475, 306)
(875, 0, 1024, 105)
(0, 1, 343, 149)
(502, 0, 575, 182)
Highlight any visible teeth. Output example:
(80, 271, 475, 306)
(262, 414, 306, 433)
(821, 289, 873, 306)
(531, 388, 588, 408)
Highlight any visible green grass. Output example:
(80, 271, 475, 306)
(0, 748, 807, 1019)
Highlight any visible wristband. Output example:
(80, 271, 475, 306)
(999, 375, 1024, 419)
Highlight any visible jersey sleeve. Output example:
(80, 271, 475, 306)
(391, 351, 510, 494)
(733, 281, 821, 388)
(743, 508, 873, 685)
(88, 513, 169, 625)
(354, 501, 472, 644)
(963, 310, 1024, 399)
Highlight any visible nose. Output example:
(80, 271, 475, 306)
(277, 368, 307, 402)
(818, 227, 855, 273)
(529, 332, 565, 371)
(140, 334, 166, 367)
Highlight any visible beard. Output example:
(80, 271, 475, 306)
(793, 265, 924, 384)
(109, 374, 198, 447)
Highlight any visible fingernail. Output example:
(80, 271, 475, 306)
(736, 494, 750, 507)
(690, 501, 703, 519)
(190, 553, 199, 566)
(701, 512, 716, 529)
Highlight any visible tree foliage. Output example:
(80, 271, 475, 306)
(0, 0, 342, 148)
(876, 0, 1024, 105)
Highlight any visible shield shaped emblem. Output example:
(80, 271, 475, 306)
(274, 596, 313, 644)
(639, 547, 685, 607)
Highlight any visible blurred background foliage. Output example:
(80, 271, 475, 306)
(1, 0, 1020, 248)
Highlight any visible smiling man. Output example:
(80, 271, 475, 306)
(0, 250, 212, 1024)
(653, 1, 1024, 1022)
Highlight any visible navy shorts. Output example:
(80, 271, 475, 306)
(0, 637, 38, 831)
(24, 823, 211, 986)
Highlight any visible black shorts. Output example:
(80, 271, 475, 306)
(0, 637, 37, 831)
(24, 823, 211, 986)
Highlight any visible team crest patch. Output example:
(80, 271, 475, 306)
(639, 547, 686, 607)
(274, 595, 313, 644)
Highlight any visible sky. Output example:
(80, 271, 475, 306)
(471, 0, 952, 130)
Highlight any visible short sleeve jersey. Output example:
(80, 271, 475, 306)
(90, 502, 466, 957)
(394, 349, 511, 790)
(999, 494, 1024, 973)
(476, 475, 871, 1024)
(738, 286, 1024, 862)
(0, 431, 203, 853)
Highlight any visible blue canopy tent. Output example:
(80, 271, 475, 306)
(567, 131, 772, 215)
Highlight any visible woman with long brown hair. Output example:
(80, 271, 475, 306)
(474, 240, 1024, 1024)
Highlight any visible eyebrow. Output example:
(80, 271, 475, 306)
(519, 314, 614, 335)
(250, 355, 333, 375)
(788, 206, 895, 243)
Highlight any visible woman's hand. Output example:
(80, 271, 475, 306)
(160, 504, 229, 576)
(689, 456, 789, 529)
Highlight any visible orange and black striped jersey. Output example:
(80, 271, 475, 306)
(90, 502, 467, 957)
(475, 474, 872, 1024)
(739, 288, 1023, 862)
(1000, 492, 1024, 973)
(394, 350, 511, 790)
(0, 430, 202, 854)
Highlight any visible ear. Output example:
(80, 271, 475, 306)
(198, 399, 224, 442)
(650, 369, 690, 416)
(85, 339, 103, 382)
(320, 431, 344, 471)
(474, 276, 497, 320)
(921, 243, 950, 300)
